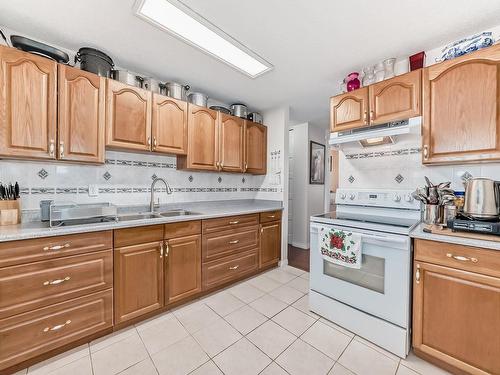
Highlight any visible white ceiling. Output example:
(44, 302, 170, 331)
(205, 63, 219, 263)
(2, 0, 500, 128)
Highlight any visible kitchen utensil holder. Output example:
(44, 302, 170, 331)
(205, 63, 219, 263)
(0, 200, 21, 226)
(423, 204, 443, 225)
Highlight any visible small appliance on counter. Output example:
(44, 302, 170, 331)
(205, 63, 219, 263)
(47, 202, 118, 227)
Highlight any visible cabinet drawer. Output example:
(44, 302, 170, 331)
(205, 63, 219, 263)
(0, 289, 112, 371)
(0, 250, 112, 319)
(202, 214, 259, 234)
(164, 220, 201, 239)
(114, 225, 163, 247)
(260, 210, 282, 223)
(202, 250, 258, 290)
(0, 231, 112, 268)
(202, 226, 259, 262)
(415, 239, 500, 278)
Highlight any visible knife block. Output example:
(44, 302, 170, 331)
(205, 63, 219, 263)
(0, 200, 21, 226)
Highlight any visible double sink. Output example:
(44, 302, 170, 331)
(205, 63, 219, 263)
(117, 209, 201, 222)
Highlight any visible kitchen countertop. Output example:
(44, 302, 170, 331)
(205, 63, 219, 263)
(410, 223, 500, 251)
(0, 199, 283, 243)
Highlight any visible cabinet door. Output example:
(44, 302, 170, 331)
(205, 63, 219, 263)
(220, 114, 244, 172)
(185, 104, 219, 170)
(0, 45, 57, 159)
(105, 79, 152, 151)
(245, 121, 267, 175)
(259, 221, 281, 268)
(369, 69, 421, 125)
(58, 65, 105, 163)
(114, 241, 164, 324)
(413, 261, 500, 374)
(422, 45, 500, 164)
(166, 234, 201, 304)
(330, 87, 368, 132)
(152, 94, 187, 155)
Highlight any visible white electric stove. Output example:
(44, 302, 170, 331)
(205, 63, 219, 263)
(309, 188, 421, 358)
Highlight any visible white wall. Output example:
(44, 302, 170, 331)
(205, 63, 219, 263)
(288, 123, 327, 249)
(257, 106, 290, 265)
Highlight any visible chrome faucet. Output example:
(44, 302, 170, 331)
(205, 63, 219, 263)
(150, 177, 173, 212)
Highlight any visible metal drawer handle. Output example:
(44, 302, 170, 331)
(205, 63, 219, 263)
(43, 243, 70, 251)
(268, 215, 276, 218)
(423, 145, 429, 159)
(229, 240, 240, 244)
(446, 253, 478, 263)
(229, 221, 239, 225)
(415, 264, 420, 284)
(229, 265, 239, 270)
(43, 276, 71, 286)
(43, 320, 71, 332)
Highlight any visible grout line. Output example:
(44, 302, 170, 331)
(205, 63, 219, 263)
(135, 327, 160, 375)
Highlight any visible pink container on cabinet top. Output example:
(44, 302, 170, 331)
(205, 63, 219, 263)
(346, 72, 360, 92)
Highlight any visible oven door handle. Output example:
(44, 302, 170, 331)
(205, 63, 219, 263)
(360, 233, 408, 245)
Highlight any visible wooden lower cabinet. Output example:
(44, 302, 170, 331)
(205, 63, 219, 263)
(165, 234, 201, 305)
(202, 250, 259, 290)
(114, 241, 164, 324)
(259, 220, 281, 268)
(413, 240, 500, 375)
(0, 289, 112, 371)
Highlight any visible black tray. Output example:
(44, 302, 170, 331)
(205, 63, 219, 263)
(10, 35, 69, 63)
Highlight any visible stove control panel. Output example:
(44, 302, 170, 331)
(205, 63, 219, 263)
(336, 189, 420, 210)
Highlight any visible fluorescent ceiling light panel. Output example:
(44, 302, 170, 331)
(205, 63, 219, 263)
(135, 0, 273, 78)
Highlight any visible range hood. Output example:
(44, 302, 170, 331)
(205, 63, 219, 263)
(329, 117, 421, 148)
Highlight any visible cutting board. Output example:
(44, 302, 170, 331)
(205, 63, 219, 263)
(423, 224, 500, 243)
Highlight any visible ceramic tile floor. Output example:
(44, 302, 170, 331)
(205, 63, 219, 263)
(16, 265, 451, 375)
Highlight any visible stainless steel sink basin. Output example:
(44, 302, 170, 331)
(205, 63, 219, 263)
(116, 213, 161, 221)
(156, 209, 200, 217)
(116, 210, 200, 221)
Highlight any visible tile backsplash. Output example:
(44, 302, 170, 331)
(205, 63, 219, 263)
(338, 133, 500, 192)
(0, 151, 281, 211)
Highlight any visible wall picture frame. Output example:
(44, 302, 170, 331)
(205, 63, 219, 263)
(310, 141, 325, 185)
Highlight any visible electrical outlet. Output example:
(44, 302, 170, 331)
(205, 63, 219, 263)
(88, 184, 98, 197)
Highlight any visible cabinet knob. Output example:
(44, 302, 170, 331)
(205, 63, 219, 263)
(423, 145, 429, 159)
(59, 141, 65, 158)
(49, 139, 55, 157)
(446, 253, 478, 263)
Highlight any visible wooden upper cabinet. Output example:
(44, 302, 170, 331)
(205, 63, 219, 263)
(245, 121, 267, 175)
(58, 65, 105, 163)
(369, 69, 421, 125)
(114, 241, 164, 324)
(413, 261, 500, 374)
(152, 94, 187, 155)
(423, 44, 500, 164)
(0, 45, 57, 159)
(220, 114, 244, 172)
(259, 221, 281, 269)
(165, 234, 201, 305)
(105, 79, 152, 151)
(184, 104, 219, 171)
(330, 87, 368, 132)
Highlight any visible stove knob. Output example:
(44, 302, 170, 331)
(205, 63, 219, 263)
(404, 194, 413, 202)
(394, 194, 402, 202)
(349, 194, 356, 200)
(340, 193, 346, 200)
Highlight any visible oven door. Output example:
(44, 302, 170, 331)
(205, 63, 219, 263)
(310, 222, 411, 328)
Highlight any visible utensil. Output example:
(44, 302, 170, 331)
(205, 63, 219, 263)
(424, 176, 433, 187)
(142, 77, 161, 93)
(463, 177, 500, 220)
(112, 70, 143, 88)
(75, 47, 114, 77)
(248, 112, 263, 124)
(11, 35, 69, 63)
(0, 29, 10, 47)
(164, 82, 190, 100)
(187, 92, 208, 107)
(423, 204, 443, 224)
(230, 103, 248, 118)
(209, 106, 231, 114)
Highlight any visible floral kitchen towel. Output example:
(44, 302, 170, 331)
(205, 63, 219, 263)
(319, 226, 362, 269)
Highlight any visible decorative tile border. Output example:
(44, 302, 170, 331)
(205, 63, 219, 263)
(22, 186, 276, 195)
(345, 147, 421, 160)
(110, 158, 176, 169)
